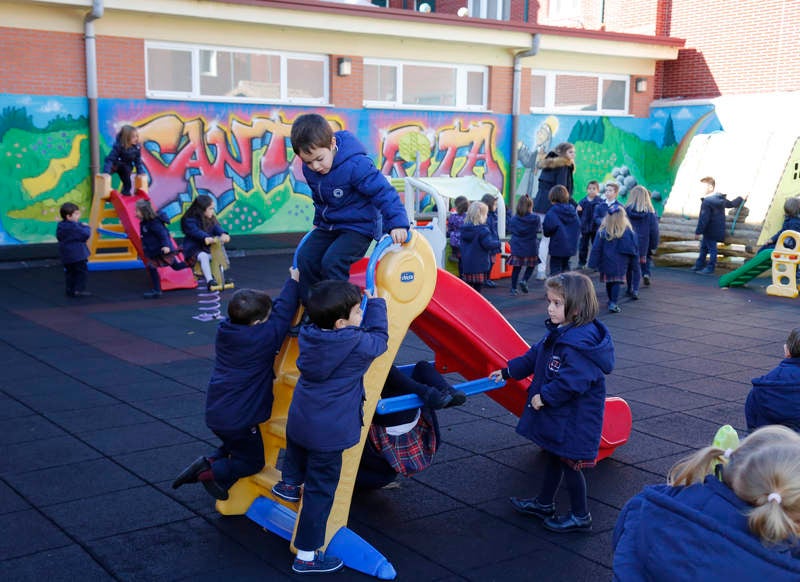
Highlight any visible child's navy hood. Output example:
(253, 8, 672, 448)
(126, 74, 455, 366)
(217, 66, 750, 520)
(460, 223, 486, 244)
(297, 324, 364, 382)
(333, 131, 367, 169)
(551, 202, 579, 225)
(625, 206, 651, 220)
(560, 319, 615, 374)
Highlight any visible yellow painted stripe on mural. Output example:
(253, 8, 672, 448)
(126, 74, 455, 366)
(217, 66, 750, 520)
(22, 135, 86, 198)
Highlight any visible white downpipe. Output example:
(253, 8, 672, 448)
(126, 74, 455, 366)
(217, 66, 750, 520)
(85, 0, 104, 182)
(510, 33, 540, 205)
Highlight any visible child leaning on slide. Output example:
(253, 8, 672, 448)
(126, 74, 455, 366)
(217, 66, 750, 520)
(745, 327, 800, 432)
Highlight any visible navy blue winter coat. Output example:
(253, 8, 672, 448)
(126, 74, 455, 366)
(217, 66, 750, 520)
(303, 131, 409, 240)
(56, 220, 91, 265)
(509, 319, 614, 460)
(625, 206, 660, 259)
(508, 213, 541, 258)
(460, 223, 500, 275)
(745, 357, 800, 432)
(102, 131, 145, 174)
(696, 193, 744, 241)
(613, 477, 800, 581)
(542, 203, 580, 258)
(180, 215, 226, 263)
(205, 278, 300, 432)
(287, 297, 389, 452)
(588, 228, 639, 278)
(139, 213, 175, 260)
(485, 209, 502, 254)
(593, 198, 618, 230)
(763, 216, 800, 249)
(533, 152, 574, 214)
(578, 195, 602, 234)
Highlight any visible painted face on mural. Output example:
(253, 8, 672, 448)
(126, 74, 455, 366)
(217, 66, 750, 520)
(298, 138, 337, 175)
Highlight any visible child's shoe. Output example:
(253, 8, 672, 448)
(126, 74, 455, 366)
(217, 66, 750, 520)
(143, 289, 162, 299)
(73, 290, 92, 297)
(642, 274, 651, 286)
(510, 497, 555, 520)
(444, 388, 467, 408)
(272, 481, 301, 502)
(292, 551, 344, 575)
(543, 512, 592, 533)
(510, 288, 518, 296)
(519, 281, 529, 293)
(206, 278, 219, 291)
(608, 303, 621, 313)
(485, 279, 497, 288)
(699, 266, 715, 275)
(172, 456, 210, 489)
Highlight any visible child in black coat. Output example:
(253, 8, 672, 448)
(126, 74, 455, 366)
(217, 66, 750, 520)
(56, 202, 91, 297)
(693, 176, 744, 274)
(542, 185, 580, 276)
(103, 125, 145, 196)
(135, 199, 188, 298)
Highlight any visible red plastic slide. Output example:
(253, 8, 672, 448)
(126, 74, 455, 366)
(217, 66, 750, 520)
(109, 190, 197, 291)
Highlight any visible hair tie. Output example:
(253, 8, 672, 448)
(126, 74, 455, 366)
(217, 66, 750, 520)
(722, 448, 733, 460)
(768, 492, 782, 505)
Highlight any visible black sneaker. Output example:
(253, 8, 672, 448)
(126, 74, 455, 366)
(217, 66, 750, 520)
(172, 456, 210, 489)
(206, 279, 219, 291)
(444, 388, 467, 408)
(510, 497, 555, 519)
(543, 512, 592, 533)
(292, 551, 344, 575)
(73, 290, 92, 297)
(485, 280, 497, 288)
(642, 274, 651, 286)
(200, 478, 229, 501)
(272, 481, 301, 502)
(519, 281, 529, 293)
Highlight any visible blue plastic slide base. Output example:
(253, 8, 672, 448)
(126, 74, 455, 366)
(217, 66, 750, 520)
(375, 376, 506, 415)
(88, 259, 144, 271)
(246, 497, 397, 579)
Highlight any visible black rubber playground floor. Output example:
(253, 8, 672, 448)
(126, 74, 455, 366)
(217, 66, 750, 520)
(0, 252, 789, 581)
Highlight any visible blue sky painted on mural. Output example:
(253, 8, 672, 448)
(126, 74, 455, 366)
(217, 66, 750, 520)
(1, 94, 88, 127)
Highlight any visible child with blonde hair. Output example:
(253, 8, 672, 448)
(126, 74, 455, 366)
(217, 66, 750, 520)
(613, 425, 800, 579)
(625, 185, 660, 287)
(588, 205, 639, 313)
(460, 201, 500, 292)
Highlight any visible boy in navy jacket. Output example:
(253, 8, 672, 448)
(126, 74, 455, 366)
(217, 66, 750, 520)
(576, 180, 601, 268)
(693, 176, 744, 274)
(746, 327, 800, 432)
(542, 185, 580, 275)
(272, 279, 389, 575)
(172, 268, 300, 499)
(291, 113, 409, 302)
(56, 202, 91, 297)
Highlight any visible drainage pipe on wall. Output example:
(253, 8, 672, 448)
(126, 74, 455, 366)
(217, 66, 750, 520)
(509, 33, 540, 205)
(85, 0, 104, 187)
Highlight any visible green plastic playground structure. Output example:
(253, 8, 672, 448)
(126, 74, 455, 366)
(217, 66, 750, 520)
(718, 247, 773, 288)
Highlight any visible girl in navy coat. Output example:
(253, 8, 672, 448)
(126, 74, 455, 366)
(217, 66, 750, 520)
(542, 185, 580, 275)
(481, 193, 503, 287)
(613, 425, 800, 580)
(589, 205, 639, 313)
(446, 195, 469, 277)
(460, 201, 501, 292)
(102, 125, 145, 196)
(135, 199, 188, 298)
(533, 142, 576, 279)
(180, 194, 230, 290)
(507, 194, 540, 295)
(746, 327, 800, 432)
(625, 185, 660, 288)
(491, 272, 615, 533)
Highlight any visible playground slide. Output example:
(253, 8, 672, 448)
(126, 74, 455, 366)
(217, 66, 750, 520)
(718, 247, 773, 288)
(109, 190, 197, 291)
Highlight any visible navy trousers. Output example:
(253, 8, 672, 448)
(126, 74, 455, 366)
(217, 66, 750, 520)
(210, 426, 265, 491)
(64, 260, 88, 295)
(296, 228, 372, 302)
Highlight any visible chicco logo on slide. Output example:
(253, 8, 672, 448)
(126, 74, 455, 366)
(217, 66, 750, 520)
(333, 188, 344, 198)
(400, 272, 414, 283)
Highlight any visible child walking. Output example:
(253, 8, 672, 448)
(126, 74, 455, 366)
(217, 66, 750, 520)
(135, 199, 188, 299)
(290, 113, 409, 302)
(460, 201, 500, 292)
(481, 193, 503, 287)
(693, 176, 745, 274)
(588, 205, 639, 312)
(56, 202, 91, 297)
(271, 280, 389, 575)
(542, 185, 580, 276)
(745, 327, 800, 432)
(447, 195, 469, 277)
(491, 272, 614, 533)
(614, 425, 800, 579)
(180, 194, 231, 290)
(576, 180, 601, 268)
(172, 267, 300, 500)
(103, 124, 145, 196)
(625, 185, 660, 288)
(507, 194, 540, 295)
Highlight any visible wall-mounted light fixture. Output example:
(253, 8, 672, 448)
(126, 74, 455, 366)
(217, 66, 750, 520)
(634, 77, 648, 93)
(337, 57, 352, 77)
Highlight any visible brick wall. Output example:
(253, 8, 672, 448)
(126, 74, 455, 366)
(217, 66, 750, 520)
(489, 65, 513, 113)
(0, 27, 85, 97)
(97, 37, 146, 99)
(330, 55, 363, 109)
(601, 0, 658, 35)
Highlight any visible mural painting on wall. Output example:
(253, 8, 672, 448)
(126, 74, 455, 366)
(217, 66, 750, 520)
(515, 105, 721, 214)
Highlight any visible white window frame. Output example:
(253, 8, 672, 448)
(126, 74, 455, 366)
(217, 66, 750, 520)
(145, 41, 329, 105)
(468, 0, 508, 20)
(530, 70, 630, 115)
(363, 58, 488, 111)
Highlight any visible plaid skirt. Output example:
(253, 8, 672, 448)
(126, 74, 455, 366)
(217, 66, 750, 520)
(368, 414, 437, 477)
(145, 251, 181, 267)
(598, 273, 626, 284)
(561, 457, 597, 470)
(463, 272, 487, 284)
(507, 255, 539, 267)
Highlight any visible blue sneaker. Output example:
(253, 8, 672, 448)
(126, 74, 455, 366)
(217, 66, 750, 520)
(292, 551, 344, 574)
(272, 481, 301, 502)
(543, 512, 592, 533)
(608, 303, 621, 313)
(510, 497, 555, 520)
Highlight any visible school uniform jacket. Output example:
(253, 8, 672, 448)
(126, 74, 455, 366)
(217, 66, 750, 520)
(139, 213, 174, 260)
(625, 206, 660, 259)
(533, 152, 574, 214)
(102, 132, 145, 174)
(460, 223, 500, 275)
(578, 196, 602, 235)
(613, 476, 800, 581)
(764, 216, 800, 248)
(588, 229, 639, 278)
(542, 203, 580, 258)
(180, 215, 226, 263)
(303, 131, 409, 240)
(508, 319, 614, 460)
(287, 297, 389, 452)
(485, 209, 502, 254)
(205, 278, 300, 432)
(56, 220, 91, 264)
(508, 213, 541, 258)
(695, 193, 744, 242)
(745, 357, 800, 432)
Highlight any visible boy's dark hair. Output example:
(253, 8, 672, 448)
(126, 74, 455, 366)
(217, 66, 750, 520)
(701, 176, 716, 189)
(783, 196, 800, 218)
(480, 193, 497, 210)
(135, 199, 158, 222)
(291, 113, 334, 156)
(549, 184, 569, 204)
(787, 328, 800, 358)
(227, 288, 272, 325)
(545, 271, 599, 326)
(453, 195, 469, 214)
(60, 202, 79, 220)
(305, 280, 362, 330)
(587, 180, 599, 188)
